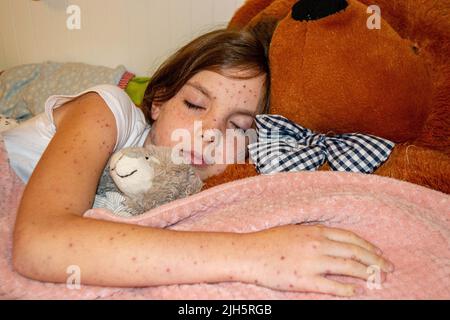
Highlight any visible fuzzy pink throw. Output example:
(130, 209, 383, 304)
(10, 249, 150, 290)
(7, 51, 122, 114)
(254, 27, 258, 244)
(1, 136, 449, 299)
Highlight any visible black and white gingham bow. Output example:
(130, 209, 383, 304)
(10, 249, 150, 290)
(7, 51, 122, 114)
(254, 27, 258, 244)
(248, 114, 395, 175)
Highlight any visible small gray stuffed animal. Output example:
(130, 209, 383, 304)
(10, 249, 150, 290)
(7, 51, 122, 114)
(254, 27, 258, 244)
(95, 144, 204, 216)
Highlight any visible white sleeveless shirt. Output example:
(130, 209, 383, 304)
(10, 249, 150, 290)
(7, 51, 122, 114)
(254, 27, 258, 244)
(1, 84, 151, 184)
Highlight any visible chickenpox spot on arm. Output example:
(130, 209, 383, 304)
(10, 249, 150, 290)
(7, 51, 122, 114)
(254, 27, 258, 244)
(68, 243, 74, 248)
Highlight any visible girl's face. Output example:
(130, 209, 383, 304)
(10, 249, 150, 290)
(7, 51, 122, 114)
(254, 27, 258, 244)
(144, 69, 266, 181)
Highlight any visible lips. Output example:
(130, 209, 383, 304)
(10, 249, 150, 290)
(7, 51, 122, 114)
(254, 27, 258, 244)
(182, 150, 210, 167)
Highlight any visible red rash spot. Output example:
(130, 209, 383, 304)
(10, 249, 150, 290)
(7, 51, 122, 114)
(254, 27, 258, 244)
(200, 245, 204, 249)
(244, 101, 247, 104)
(229, 276, 234, 280)
(289, 284, 294, 288)
(110, 237, 114, 241)
(193, 261, 198, 265)
(166, 268, 171, 273)
(73, 160, 78, 164)
(313, 245, 317, 249)
(243, 85, 246, 88)
(132, 257, 137, 262)
(63, 150, 68, 154)
(280, 256, 285, 260)
(105, 124, 110, 127)
(69, 243, 73, 248)
(64, 207, 69, 210)
(254, 280, 258, 284)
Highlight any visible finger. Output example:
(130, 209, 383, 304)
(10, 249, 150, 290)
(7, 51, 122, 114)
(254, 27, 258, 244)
(319, 256, 370, 281)
(324, 240, 394, 273)
(309, 276, 361, 297)
(322, 227, 382, 255)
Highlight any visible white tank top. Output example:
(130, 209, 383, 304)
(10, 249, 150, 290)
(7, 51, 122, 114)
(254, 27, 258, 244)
(1, 84, 151, 184)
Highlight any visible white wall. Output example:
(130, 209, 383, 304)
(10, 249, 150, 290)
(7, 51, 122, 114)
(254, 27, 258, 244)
(0, 0, 246, 76)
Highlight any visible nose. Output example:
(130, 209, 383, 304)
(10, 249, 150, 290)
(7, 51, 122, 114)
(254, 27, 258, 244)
(201, 132, 215, 143)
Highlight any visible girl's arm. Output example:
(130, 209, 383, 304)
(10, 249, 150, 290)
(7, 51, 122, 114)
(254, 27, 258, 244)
(12, 93, 393, 295)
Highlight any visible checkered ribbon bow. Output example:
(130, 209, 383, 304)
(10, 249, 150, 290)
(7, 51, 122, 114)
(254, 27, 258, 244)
(248, 114, 395, 175)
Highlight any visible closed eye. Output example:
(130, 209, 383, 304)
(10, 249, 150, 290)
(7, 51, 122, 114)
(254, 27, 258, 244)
(184, 100, 205, 110)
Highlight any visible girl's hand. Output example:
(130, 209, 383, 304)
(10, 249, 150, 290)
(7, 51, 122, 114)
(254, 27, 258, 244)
(239, 224, 395, 297)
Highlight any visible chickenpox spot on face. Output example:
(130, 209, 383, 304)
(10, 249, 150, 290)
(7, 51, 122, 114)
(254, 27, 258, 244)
(280, 256, 285, 260)
(131, 257, 137, 262)
(166, 268, 171, 273)
(193, 261, 198, 265)
(289, 284, 294, 288)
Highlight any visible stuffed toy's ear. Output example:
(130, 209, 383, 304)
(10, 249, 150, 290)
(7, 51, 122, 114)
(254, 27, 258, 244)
(292, 0, 348, 21)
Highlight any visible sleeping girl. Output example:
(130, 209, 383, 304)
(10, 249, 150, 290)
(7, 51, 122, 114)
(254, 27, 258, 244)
(2, 28, 394, 296)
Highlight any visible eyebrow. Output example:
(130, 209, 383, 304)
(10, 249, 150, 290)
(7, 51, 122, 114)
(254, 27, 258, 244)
(186, 82, 212, 100)
(186, 81, 257, 117)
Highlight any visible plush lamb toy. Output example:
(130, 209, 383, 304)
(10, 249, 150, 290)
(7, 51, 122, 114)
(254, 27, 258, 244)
(94, 144, 204, 216)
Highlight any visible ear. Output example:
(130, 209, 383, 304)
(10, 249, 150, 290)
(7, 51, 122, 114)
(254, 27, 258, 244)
(151, 102, 163, 121)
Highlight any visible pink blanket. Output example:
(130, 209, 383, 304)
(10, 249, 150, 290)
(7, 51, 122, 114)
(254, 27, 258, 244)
(1, 136, 449, 299)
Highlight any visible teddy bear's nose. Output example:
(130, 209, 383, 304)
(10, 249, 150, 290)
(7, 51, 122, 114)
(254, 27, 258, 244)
(292, 0, 348, 21)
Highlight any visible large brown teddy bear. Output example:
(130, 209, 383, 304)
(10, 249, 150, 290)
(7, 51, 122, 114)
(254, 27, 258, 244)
(203, 0, 450, 194)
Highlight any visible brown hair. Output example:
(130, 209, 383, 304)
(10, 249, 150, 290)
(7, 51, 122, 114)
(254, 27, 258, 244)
(141, 27, 271, 125)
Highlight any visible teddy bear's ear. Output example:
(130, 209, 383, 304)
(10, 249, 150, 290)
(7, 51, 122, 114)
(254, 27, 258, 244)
(292, 0, 348, 21)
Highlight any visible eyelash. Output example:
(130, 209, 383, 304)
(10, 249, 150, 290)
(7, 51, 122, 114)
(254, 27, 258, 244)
(183, 100, 245, 132)
(184, 100, 204, 110)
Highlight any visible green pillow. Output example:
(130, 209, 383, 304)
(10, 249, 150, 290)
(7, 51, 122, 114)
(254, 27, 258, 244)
(125, 76, 151, 106)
